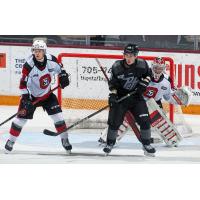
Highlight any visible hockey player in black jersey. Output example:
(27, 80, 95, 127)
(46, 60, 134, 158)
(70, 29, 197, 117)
(103, 44, 156, 156)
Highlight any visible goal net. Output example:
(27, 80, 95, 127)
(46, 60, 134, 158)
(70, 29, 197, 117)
(57, 53, 192, 137)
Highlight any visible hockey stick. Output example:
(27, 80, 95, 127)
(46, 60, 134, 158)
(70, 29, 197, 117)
(43, 89, 138, 136)
(95, 58, 142, 141)
(95, 58, 109, 80)
(0, 85, 60, 127)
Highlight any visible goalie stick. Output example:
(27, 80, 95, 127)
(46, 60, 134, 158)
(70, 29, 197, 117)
(43, 89, 138, 136)
(0, 86, 60, 127)
(95, 58, 142, 141)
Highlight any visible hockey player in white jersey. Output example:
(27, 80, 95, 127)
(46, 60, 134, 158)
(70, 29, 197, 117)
(4, 40, 72, 153)
(99, 57, 192, 147)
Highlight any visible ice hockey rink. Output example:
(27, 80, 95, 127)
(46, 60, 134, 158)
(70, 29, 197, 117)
(1, 105, 200, 164)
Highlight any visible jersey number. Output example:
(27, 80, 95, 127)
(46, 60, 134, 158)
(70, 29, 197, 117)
(39, 74, 51, 89)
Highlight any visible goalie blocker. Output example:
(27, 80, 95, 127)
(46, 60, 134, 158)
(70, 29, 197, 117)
(147, 98, 182, 147)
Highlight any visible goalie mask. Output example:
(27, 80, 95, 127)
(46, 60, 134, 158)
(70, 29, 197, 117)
(151, 57, 166, 81)
(31, 40, 47, 54)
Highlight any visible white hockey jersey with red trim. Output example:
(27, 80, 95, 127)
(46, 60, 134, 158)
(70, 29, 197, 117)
(143, 73, 176, 104)
(19, 54, 62, 98)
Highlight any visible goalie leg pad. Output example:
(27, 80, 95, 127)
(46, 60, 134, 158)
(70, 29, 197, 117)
(100, 120, 129, 143)
(147, 98, 182, 147)
(116, 121, 129, 141)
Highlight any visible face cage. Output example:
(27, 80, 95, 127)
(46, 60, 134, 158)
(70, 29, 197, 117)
(31, 47, 46, 54)
(152, 65, 165, 80)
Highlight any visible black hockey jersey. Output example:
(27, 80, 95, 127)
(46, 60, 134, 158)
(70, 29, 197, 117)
(109, 58, 151, 97)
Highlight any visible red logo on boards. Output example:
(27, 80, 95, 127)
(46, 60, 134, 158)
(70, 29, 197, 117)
(0, 53, 6, 68)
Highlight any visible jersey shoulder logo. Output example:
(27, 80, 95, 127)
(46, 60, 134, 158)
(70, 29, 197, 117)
(48, 68, 54, 72)
(161, 86, 167, 90)
(33, 74, 39, 77)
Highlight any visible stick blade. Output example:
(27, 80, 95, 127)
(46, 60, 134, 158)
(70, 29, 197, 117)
(43, 129, 58, 136)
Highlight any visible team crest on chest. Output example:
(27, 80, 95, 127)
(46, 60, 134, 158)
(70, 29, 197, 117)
(39, 74, 51, 89)
(143, 86, 158, 98)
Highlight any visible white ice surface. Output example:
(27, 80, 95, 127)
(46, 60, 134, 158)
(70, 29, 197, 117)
(1, 106, 200, 163)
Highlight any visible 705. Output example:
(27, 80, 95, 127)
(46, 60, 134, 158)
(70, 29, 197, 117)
(82, 66, 111, 74)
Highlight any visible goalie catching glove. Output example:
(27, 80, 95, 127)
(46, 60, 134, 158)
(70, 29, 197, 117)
(172, 86, 193, 106)
(59, 70, 70, 89)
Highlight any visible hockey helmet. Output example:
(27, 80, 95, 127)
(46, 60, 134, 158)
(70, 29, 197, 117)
(151, 57, 166, 80)
(32, 40, 47, 53)
(123, 44, 139, 56)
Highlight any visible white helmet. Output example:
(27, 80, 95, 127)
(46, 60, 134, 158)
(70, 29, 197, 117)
(151, 57, 166, 80)
(32, 40, 47, 53)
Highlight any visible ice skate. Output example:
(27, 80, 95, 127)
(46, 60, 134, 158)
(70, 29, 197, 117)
(98, 137, 106, 146)
(103, 144, 114, 156)
(142, 144, 156, 157)
(5, 140, 15, 153)
(61, 138, 72, 154)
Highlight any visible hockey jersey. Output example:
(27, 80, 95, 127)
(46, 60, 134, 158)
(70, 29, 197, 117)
(19, 54, 62, 98)
(109, 58, 151, 97)
(143, 73, 176, 104)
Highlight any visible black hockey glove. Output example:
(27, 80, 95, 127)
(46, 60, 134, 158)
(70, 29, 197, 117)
(137, 76, 151, 94)
(59, 70, 70, 89)
(108, 93, 118, 107)
(20, 94, 34, 115)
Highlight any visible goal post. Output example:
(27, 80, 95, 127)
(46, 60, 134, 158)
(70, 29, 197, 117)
(57, 53, 175, 122)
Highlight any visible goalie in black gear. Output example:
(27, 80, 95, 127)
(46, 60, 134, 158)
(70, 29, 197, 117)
(103, 44, 156, 156)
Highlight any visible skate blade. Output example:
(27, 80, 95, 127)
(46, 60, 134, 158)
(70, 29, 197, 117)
(66, 150, 72, 155)
(104, 153, 109, 156)
(144, 151, 155, 157)
(4, 149, 12, 154)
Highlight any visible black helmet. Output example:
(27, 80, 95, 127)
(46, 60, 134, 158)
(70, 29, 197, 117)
(123, 43, 139, 56)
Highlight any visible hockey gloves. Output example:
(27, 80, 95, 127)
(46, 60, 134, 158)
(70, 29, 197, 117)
(59, 70, 70, 89)
(108, 93, 118, 107)
(137, 76, 151, 93)
(20, 94, 34, 116)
